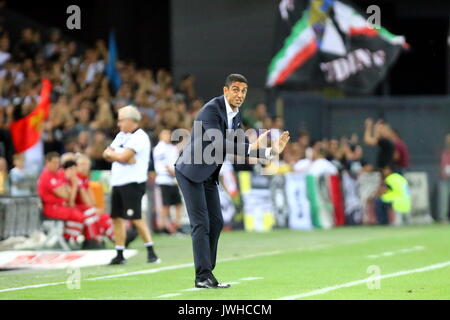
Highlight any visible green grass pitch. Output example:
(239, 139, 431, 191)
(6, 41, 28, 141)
(0, 224, 449, 300)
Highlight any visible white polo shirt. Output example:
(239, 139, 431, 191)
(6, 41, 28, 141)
(153, 141, 179, 186)
(110, 128, 150, 187)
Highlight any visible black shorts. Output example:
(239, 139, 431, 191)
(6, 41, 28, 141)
(159, 184, 182, 206)
(111, 182, 146, 220)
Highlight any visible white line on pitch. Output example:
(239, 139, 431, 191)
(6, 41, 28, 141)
(0, 282, 66, 293)
(0, 251, 279, 293)
(158, 277, 263, 298)
(239, 277, 264, 281)
(155, 293, 182, 298)
(180, 288, 202, 292)
(276, 260, 450, 300)
(0, 236, 397, 294)
(367, 246, 425, 259)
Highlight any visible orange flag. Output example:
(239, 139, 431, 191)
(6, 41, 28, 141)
(9, 79, 52, 153)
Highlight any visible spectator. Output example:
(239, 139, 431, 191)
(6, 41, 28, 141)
(245, 103, 268, 129)
(10, 153, 34, 196)
(37, 152, 104, 246)
(43, 28, 61, 60)
(326, 138, 343, 170)
(85, 130, 111, 170)
(0, 34, 11, 68)
(308, 144, 338, 176)
(153, 129, 184, 234)
(375, 165, 411, 225)
(0, 156, 7, 193)
(176, 73, 197, 104)
(341, 134, 369, 175)
(75, 154, 114, 247)
(270, 116, 284, 141)
(297, 129, 311, 159)
(391, 128, 410, 174)
(13, 28, 40, 61)
(364, 119, 395, 169)
(0, 107, 14, 169)
(438, 134, 450, 221)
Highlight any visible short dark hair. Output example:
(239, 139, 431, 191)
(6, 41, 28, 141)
(225, 74, 248, 87)
(62, 160, 77, 169)
(45, 152, 60, 162)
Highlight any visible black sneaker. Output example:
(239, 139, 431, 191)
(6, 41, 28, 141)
(147, 250, 161, 263)
(110, 255, 126, 265)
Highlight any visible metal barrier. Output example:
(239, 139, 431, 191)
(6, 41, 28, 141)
(0, 196, 41, 241)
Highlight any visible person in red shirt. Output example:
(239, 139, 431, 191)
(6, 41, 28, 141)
(37, 152, 101, 243)
(75, 154, 114, 242)
(391, 128, 410, 173)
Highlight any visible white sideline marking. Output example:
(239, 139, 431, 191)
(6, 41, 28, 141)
(181, 288, 202, 292)
(0, 251, 279, 293)
(0, 282, 65, 293)
(277, 260, 450, 300)
(156, 284, 242, 299)
(367, 246, 425, 259)
(0, 236, 406, 294)
(239, 277, 264, 281)
(179, 277, 262, 293)
(156, 293, 181, 298)
(88, 251, 281, 282)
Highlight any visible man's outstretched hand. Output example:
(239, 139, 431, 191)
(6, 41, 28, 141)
(271, 131, 290, 156)
(249, 130, 271, 151)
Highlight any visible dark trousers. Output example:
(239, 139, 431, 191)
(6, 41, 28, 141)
(175, 168, 224, 281)
(375, 197, 390, 225)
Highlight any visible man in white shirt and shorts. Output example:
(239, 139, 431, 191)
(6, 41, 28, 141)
(153, 129, 184, 234)
(103, 105, 160, 265)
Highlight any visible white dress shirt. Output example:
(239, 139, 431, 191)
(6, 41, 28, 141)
(224, 96, 239, 129)
(223, 97, 273, 159)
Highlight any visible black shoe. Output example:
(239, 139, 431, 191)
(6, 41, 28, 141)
(147, 250, 161, 263)
(109, 255, 126, 265)
(195, 277, 231, 289)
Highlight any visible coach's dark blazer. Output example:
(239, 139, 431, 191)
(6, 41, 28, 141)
(175, 95, 267, 183)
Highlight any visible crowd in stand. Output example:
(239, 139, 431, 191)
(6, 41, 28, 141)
(0, 15, 413, 176)
(0, 22, 203, 172)
(0, 17, 423, 243)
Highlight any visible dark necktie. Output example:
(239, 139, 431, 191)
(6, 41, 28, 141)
(232, 115, 239, 130)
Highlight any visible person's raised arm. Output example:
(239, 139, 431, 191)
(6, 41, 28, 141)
(364, 118, 378, 146)
(79, 186, 95, 207)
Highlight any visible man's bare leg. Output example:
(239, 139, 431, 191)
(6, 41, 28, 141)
(174, 204, 183, 230)
(110, 217, 127, 264)
(131, 218, 153, 243)
(158, 206, 174, 232)
(132, 218, 160, 263)
(113, 217, 126, 246)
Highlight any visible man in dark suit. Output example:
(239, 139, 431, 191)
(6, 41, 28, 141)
(175, 74, 290, 288)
